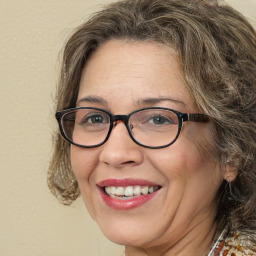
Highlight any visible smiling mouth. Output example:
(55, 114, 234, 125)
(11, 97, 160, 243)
(103, 185, 161, 200)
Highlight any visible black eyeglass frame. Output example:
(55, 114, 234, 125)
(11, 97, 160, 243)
(55, 107, 209, 149)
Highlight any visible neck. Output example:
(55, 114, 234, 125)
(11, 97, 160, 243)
(125, 221, 218, 256)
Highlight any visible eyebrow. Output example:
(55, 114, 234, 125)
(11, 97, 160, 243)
(77, 95, 185, 107)
(77, 96, 108, 105)
(137, 97, 185, 106)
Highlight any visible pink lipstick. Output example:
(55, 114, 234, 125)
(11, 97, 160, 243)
(97, 179, 161, 210)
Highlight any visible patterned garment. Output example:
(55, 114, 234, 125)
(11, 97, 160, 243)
(123, 230, 256, 256)
(208, 230, 255, 256)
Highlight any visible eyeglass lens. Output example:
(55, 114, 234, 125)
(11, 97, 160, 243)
(61, 108, 180, 148)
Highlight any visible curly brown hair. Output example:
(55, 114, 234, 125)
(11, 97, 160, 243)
(48, 0, 256, 241)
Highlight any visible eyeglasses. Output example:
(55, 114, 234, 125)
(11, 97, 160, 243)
(55, 107, 209, 149)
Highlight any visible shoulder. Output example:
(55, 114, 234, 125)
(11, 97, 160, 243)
(216, 232, 256, 256)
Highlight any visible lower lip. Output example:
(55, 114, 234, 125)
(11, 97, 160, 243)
(98, 187, 159, 210)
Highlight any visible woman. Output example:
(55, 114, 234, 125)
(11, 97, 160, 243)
(48, 0, 256, 255)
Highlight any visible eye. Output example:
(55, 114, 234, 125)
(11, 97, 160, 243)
(86, 114, 104, 123)
(149, 115, 174, 125)
(131, 109, 178, 128)
(82, 113, 108, 124)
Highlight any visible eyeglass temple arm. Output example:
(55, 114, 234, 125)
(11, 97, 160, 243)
(183, 114, 209, 122)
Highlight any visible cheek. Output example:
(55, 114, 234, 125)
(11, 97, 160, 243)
(148, 142, 201, 175)
(148, 134, 222, 189)
(70, 146, 100, 218)
(70, 146, 99, 179)
(148, 141, 222, 224)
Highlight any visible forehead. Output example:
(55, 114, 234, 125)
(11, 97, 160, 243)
(78, 40, 195, 112)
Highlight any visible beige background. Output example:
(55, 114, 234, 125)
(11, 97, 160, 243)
(0, 0, 255, 255)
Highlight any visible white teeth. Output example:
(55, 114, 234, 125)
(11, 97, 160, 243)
(104, 185, 159, 198)
(141, 186, 149, 195)
(105, 186, 111, 195)
(110, 186, 117, 195)
(116, 187, 125, 196)
(133, 186, 141, 196)
(125, 186, 133, 197)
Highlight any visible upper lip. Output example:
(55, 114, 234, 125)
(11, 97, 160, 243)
(97, 178, 161, 187)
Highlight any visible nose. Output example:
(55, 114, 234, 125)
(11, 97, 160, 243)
(99, 121, 144, 167)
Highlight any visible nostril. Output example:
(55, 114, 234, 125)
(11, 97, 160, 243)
(123, 161, 135, 165)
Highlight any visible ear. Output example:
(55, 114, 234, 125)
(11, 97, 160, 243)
(222, 165, 238, 182)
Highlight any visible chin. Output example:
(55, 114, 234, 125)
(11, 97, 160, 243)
(95, 215, 160, 248)
(102, 229, 148, 247)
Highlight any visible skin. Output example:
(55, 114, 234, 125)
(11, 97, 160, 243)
(71, 40, 225, 256)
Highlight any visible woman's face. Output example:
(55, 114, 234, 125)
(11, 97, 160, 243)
(71, 40, 223, 249)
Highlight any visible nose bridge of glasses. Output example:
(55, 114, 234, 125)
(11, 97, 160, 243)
(112, 115, 129, 126)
